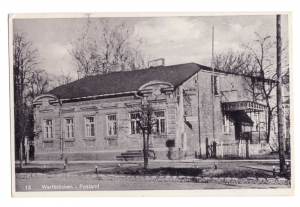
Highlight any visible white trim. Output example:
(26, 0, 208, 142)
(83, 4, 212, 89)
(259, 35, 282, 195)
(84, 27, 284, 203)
(33, 94, 58, 103)
(129, 112, 141, 135)
(84, 116, 96, 137)
(64, 117, 75, 139)
(153, 110, 167, 134)
(60, 91, 137, 102)
(43, 119, 54, 139)
(106, 114, 118, 136)
(138, 80, 173, 91)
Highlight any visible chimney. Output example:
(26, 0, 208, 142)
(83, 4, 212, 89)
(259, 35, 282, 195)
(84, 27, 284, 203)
(110, 63, 126, 72)
(148, 58, 165, 68)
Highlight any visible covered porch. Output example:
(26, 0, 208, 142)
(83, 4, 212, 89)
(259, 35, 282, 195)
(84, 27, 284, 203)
(222, 101, 268, 144)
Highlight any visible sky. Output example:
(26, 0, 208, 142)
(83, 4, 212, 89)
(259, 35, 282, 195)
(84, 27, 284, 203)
(13, 14, 289, 79)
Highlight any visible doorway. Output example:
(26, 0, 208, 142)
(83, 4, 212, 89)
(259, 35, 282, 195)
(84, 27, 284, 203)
(235, 122, 242, 140)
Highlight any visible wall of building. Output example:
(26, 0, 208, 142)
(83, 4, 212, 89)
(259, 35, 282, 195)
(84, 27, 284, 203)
(34, 84, 180, 161)
(181, 71, 260, 157)
(33, 69, 278, 161)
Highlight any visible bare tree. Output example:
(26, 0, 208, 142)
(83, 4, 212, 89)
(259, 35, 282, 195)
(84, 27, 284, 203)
(69, 18, 148, 77)
(53, 69, 73, 86)
(215, 32, 289, 145)
(244, 33, 282, 144)
(13, 30, 39, 167)
(126, 102, 158, 169)
(214, 49, 252, 74)
(26, 69, 53, 104)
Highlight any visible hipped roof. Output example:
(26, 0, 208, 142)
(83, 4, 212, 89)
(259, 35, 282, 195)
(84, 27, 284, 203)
(49, 63, 216, 100)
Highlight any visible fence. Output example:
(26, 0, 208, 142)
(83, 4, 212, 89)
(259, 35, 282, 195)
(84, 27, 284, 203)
(210, 140, 268, 158)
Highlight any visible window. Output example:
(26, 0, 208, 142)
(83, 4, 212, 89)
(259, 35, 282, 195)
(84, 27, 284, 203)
(44, 120, 53, 139)
(107, 115, 117, 136)
(130, 113, 141, 134)
(211, 75, 220, 96)
(154, 111, 166, 134)
(222, 114, 230, 134)
(85, 117, 95, 137)
(65, 118, 74, 138)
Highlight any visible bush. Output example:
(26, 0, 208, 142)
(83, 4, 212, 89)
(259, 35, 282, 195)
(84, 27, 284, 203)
(166, 139, 175, 148)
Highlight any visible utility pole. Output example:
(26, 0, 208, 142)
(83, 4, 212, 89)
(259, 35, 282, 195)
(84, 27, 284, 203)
(276, 14, 286, 174)
(197, 72, 201, 158)
(211, 27, 215, 142)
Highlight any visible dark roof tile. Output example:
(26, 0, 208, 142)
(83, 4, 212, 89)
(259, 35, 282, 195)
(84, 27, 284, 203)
(49, 63, 210, 99)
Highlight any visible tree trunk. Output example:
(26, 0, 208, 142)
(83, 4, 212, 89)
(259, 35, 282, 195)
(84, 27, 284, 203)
(19, 138, 23, 169)
(276, 15, 286, 174)
(142, 132, 148, 169)
(143, 148, 148, 169)
(266, 108, 272, 144)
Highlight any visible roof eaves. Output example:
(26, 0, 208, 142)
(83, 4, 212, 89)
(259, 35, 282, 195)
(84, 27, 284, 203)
(60, 91, 138, 102)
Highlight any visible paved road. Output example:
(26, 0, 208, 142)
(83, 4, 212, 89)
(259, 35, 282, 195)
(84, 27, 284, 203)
(15, 178, 288, 192)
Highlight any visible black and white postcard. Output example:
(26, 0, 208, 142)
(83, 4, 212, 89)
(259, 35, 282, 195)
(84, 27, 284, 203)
(9, 13, 293, 197)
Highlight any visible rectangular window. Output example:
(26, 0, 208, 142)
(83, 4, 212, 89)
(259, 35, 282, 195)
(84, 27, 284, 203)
(44, 120, 53, 139)
(130, 113, 141, 134)
(107, 115, 117, 136)
(211, 75, 220, 96)
(154, 111, 166, 134)
(222, 114, 230, 134)
(65, 118, 74, 138)
(85, 117, 95, 137)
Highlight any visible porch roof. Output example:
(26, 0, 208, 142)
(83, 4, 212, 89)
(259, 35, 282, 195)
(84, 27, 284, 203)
(227, 111, 254, 126)
(222, 101, 267, 113)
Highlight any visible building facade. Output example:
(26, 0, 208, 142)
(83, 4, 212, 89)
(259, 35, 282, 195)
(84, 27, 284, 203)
(33, 63, 272, 161)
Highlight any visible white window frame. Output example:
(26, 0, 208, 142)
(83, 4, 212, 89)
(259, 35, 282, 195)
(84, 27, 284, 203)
(153, 111, 166, 134)
(222, 114, 230, 134)
(44, 119, 54, 139)
(130, 113, 141, 134)
(85, 116, 95, 137)
(64, 118, 75, 138)
(107, 114, 118, 136)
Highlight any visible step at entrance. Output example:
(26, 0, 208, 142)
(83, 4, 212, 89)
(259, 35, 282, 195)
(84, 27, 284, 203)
(116, 150, 143, 161)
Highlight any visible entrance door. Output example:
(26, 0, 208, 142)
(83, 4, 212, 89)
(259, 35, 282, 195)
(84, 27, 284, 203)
(235, 122, 242, 140)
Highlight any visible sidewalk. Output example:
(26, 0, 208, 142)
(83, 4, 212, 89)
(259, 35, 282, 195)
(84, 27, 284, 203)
(15, 158, 290, 165)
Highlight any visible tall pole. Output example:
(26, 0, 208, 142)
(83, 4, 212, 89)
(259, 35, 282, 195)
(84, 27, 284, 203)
(211, 27, 215, 142)
(197, 72, 201, 158)
(276, 14, 285, 174)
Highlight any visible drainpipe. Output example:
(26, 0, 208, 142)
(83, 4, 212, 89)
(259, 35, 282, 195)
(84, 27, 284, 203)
(59, 100, 64, 159)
